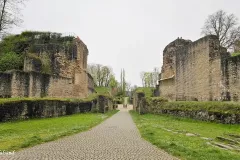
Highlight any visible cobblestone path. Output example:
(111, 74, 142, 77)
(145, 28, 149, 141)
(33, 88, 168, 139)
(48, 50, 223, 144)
(2, 106, 177, 160)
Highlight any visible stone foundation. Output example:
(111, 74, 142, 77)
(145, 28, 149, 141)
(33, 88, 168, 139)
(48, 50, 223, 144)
(0, 95, 114, 122)
(133, 92, 240, 124)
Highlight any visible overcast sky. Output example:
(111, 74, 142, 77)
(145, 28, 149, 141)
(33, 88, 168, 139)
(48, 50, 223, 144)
(12, 0, 240, 86)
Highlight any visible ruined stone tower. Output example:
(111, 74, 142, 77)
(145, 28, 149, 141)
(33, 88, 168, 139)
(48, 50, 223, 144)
(159, 35, 240, 102)
(0, 32, 94, 98)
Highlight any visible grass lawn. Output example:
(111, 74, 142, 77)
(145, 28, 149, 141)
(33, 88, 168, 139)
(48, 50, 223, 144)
(130, 111, 240, 160)
(0, 110, 118, 151)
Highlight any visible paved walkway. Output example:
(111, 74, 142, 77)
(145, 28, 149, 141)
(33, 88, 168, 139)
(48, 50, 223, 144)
(2, 105, 177, 160)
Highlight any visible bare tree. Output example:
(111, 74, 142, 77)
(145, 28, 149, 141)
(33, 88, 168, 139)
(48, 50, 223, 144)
(140, 67, 159, 87)
(87, 63, 114, 87)
(202, 10, 240, 49)
(0, 0, 25, 37)
(152, 67, 159, 87)
(140, 71, 145, 87)
(126, 82, 131, 93)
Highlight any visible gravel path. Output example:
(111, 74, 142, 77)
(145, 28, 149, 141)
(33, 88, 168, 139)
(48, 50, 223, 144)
(1, 105, 177, 160)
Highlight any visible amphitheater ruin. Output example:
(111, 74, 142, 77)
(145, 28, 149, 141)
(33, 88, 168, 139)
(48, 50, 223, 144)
(0, 32, 95, 99)
(157, 35, 240, 102)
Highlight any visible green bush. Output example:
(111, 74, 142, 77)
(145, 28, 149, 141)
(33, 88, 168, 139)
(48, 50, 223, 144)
(145, 97, 168, 113)
(0, 52, 23, 72)
(113, 97, 123, 104)
(231, 52, 240, 57)
(0, 35, 29, 54)
(145, 100, 240, 115)
(161, 101, 240, 114)
(135, 87, 154, 97)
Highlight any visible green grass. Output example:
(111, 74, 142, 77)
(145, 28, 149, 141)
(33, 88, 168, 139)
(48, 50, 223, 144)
(0, 110, 118, 151)
(130, 111, 240, 160)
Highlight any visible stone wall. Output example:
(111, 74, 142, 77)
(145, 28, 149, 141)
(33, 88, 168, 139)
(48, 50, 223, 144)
(159, 35, 239, 101)
(0, 73, 12, 98)
(0, 70, 88, 98)
(175, 36, 225, 101)
(222, 55, 240, 101)
(87, 73, 95, 95)
(133, 93, 240, 124)
(159, 77, 175, 100)
(0, 95, 114, 122)
(22, 37, 89, 98)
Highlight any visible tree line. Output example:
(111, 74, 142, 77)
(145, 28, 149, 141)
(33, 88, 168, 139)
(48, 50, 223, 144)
(140, 67, 159, 87)
(87, 64, 132, 96)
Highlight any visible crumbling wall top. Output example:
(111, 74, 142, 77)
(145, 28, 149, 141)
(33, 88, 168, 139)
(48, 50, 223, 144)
(163, 38, 192, 55)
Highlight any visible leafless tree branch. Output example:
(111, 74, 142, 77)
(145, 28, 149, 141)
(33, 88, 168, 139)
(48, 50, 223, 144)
(0, 0, 25, 37)
(202, 10, 240, 49)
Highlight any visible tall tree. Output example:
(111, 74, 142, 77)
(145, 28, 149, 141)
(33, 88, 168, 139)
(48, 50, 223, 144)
(0, 0, 26, 37)
(202, 10, 240, 49)
(87, 63, 114, 87)
(140, 67, 159, 87)
(122, 69, 126, 96)
(119, 68, 126, 96)
(152, 67, 159, 86)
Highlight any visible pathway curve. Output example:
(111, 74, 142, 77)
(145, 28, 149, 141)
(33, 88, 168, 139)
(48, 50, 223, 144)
(2, 105, 177, 160)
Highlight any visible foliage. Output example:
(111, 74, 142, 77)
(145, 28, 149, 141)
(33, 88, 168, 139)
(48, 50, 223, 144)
(130, 111, 240, 160)
(140, 67, 159, 87)
(0, 51, 23, 71)
(95, 87, 111, 96)
(0, 0, 26, 37)
(0, 31, 75, 54)
(135, 87, 154, 97)
(120, 68, 126, 96)
(0, 93, 110, 105)
(202, 10, 240, 49)
(0, 110, 118, 151)
(160, 101, 240, 115)
(87, 63, 115, 87)
(109, 74, 118, 88)
(0, 31, 76, 72)
(0, 34, 29, 55)
(113, 97, 123, 104)
(231, 52, 240, 57)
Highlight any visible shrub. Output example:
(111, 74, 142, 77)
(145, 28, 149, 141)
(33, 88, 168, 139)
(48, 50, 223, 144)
(231, 52, 240, 57)
(161, 101, 240, 114)
(135, 87, 154, 97)
(0, 52, 23, 72)
(145, 97, 168, 113)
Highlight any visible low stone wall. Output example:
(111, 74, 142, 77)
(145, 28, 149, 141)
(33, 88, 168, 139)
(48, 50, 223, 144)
(133, 92, 240, 124)
(157, 109, 240, 124)
(0, 95, 114, 122)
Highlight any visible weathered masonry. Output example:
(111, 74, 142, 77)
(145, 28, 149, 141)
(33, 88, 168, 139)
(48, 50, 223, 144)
(158, 35, 240, 101)
(0, 33, 95, 98)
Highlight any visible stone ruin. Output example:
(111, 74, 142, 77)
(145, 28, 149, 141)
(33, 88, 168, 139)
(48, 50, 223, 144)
(158, 35, 240, 102)
(0, 32, 95, 98)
